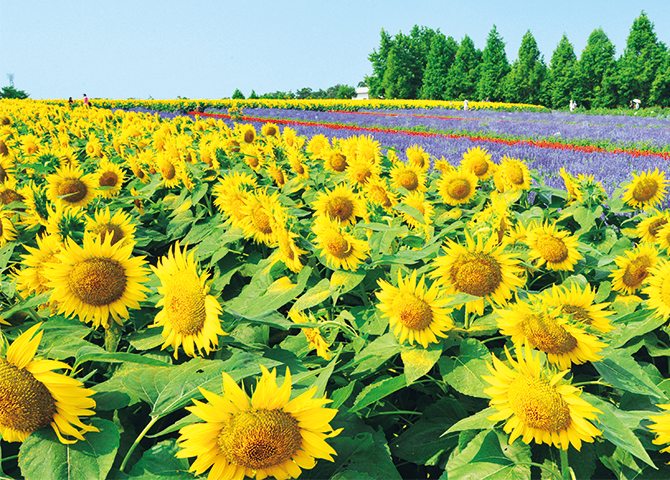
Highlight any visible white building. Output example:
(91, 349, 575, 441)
(354, 87, 370, 100)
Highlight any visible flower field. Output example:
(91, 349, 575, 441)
(3, 98, 670, 479)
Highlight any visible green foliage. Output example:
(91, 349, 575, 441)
(231, 88, 245, 99)
(0, 85, 29, 99)
(420, 33, 458, 100)
(476, 25, 510, 102)
(444, 35, 481, 101)
(549, 34, 577, 108)
(575, 27, 618, 108)
(366, 28, 394, 98)
(503, 30, 548, 105)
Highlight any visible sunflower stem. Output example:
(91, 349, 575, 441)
(104, 321, 123, 352)
(559, 448, 571, 480)
(120, 415, 160, 473)
(12, 292, 43, 324)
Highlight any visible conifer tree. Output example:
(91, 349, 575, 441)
(381, 33, 423, 99)
(549, 34, 577, 109)
(574, 28, 618, 108)
(366, 29, 395, 98)
(444, 35, 481, 100)
(420, 32, 458, 100)
(477, 26, 510, 102)
(650, 52, 670, 106)
(503, 30, 548, 105)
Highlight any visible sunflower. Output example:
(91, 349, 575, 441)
(0, 209, 18, 247)
(261, 123, 280, 138)
(0, 156, 16, 184)
(460, 146, 495, 180)
(649, 405, 670, 458)
(347, 157, 380, 188)
(559, 168, 583, 204)
(20, 134, 41, 157)
(483, 344, 602, 451)
(306, 134, 330, 159)
(429, 233, 525, 315)
(524, 221, 582, 271)
(406, 145, 430, 169)
(610, 244, 658, 295)
(390, 161, 427, 193)
(637, 211, 670, 244)
(399, 191, 434, 232)
(437, 168, 479, 206)
(176, 366, 340, 480)
(323, 150, 348, 173)
(45, 203, 86, 241)
(0, 178, 25, 207)
(85, 207, 136, 246)
(355, 135, 381, 163)
(496, 297, 606, 369)
(46, 165, 98, 209)
(151, 242, 225, 359)
(270, 216, 306, 274)
(45, 233, 150, 329)
(239, 125, 257, 144)
(0, 323, 98, 444)
(288, 309, 332, 360)
(498, 156, 532, 191)
(312, 217, 369, 271)
(622, 168, 668, 210)
(156, 152, 183, 188)
(84, 136, 103, 158)
(94, 159, 125, 198)
(15, 233, 62, 298)
(238, 189, 284, 246)
(642, 259, 670, 320)
(240, 143, 266, 172)
(17, 181, 50, 228)
(362, 177, 397, 212)
(266, 162, 287, 188)
(312, 184, 367, 226)
(376, 269, 453, 348)
(286, 146, 310, 180)
(539, 283, 613, 334)
(212, 171, 257, 227)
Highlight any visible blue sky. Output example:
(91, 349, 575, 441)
(1, 0, 668, 100)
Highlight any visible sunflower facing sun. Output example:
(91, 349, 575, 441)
(622, 168, 668, 210)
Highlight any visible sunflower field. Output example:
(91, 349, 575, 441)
(2, 98, 670, 479)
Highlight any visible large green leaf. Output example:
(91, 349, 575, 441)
(608, 308, 662, 348)
(439, 338, 491, 398)
(401, 342, 442, 385)
(293, 278, 331, 311)
(349, 375, 407, 412)
(19, 419, 119, 480)
(128, 439, 192, 479)
(593, 348, 667, 400)
(348, 333, 401, 376)
(444, 407, 498, 435)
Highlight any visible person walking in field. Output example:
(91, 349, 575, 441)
(83, 94, 89, 107)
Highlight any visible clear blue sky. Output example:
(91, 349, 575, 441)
(1, 0, 668, 100)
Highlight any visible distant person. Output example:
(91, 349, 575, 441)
(629, 100, 634, 109)
(463, 99, 469, 111)
(68, 97, 73, 107)
(83, 94, 89, 107)
(569, 99, 576, 112)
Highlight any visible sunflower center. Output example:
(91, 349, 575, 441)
(0, 165, 6, 183)
(535, 235, 569, 263)
(370, 186, 392, 208)
(164, 274, 207, 335)
(622, 256, 652, 289)
(0, 140, 8, 156)
(521, 313, 578, 355)
(1, 188, 24, 205)
(327, 197, 354, 223)
(99, 171, 119, 187)
(447, 179, 472, 200)
(57, 179, 89, 203)
(91, 223, 125, 246)
(452, 254, 502, 297)
(265, 125, 278, 136)
(251, 207, 273, 234)
(507, 164, 525, 185)
(649, 219, 668, 238)
(244, 130, 255, 144)
(278, 231, 295, 261)
(292, 161, 305, 175)
(272, 169, 285, 186)
(330, 154, 348, 172)
(68, 257, 127, 306)
(162, 164, 176, 180)
(471, 159, 489, 176)
(247, 155, 259, 169)
(633, 177, 659, 202)
(0, 359, 57, 435)
(508, 374, 572, 432)
(353, 167, 372, 185)
(398, 171, 419, 191)
(408, 154, 425, 168)
(218, 408, 302, 470)
(562, 305, 592, 325)
(392, 291, 433, 330)
(321, 229, 351, 259)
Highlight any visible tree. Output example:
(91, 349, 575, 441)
(336, 85, 356, 99)
(548, 34, 578, 109)
(296, 87, 313, 99)
(249, 90, 259, 99)
(617, 11, 667, 106)
(381, 33, 423, 99)
(420, 32, 458, 100)
(0, 85, 29, 99)
(232, 89, 245, 99)
(476, 26, 510, 102)
(650, 52, 670, 106)
(574, 28, 618, 108)
(366, 29, 395, 98)
(503, 30, 548, 105)
(444, 35, 481, 100)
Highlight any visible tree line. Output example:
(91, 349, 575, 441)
(231, 84, 357, 100)
(365, 11, 670, 109)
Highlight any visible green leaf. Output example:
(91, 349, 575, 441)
(128, 439, 192, 479)
(583, 393, 656, 468)
(0, 293, 51, 320)
(349, 333, 401, 376)
(439, 338, 491, 398)
(331, 381, 357, 409)
(593, 348, 667, 400)
(127, 329, 166, 351)
(19, 419, 119, 480)
(74, 348, 171, 369)
(444, 429, 531, 480)
(445, 407, 497, 434)
(394, 203, 426, 225)
(349, 375, 407, 412)
(330, 270, 366, 298)
(293, 278, 331, 311)
(401, 342, 442, 385)
(609, 308, 663, 348)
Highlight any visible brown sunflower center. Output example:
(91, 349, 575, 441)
(162, 163, 176, 180)
(246, 155, 259, 169)
(622, 256, 652, 289)
(330, 154, 348, 172)
(392, 291, 433, 330)
(265, 125, 278, 136)
(326, 197, 354, 223)
(452, 254, 503, 297)
(0, 188, 23, 205)
(321, 228, 351, 259)
(562, 305, 592, 325)
(471, 159, 489, 177)
(398, 171, 419, 191)
(68, 257, 127, 306)
(272, 169, 285, 186)
(521, 313, 578, 355)
(0, 359, 57, 435)
(369, 186, 391, 208)
(648, 219, 668, 238)
(508, 374, 571, 432)
(164, 274, 207, 335)
(0, 140, 8, 156)
(408, 154, 425, 168)
(57, 179, 89, 204)
(0, 165, 6, 183)
(99, 171, 119, 187)
(447, 178, 472, 200)
(534, 235, 569, 264)
(91, 223, 125, 246)
(244, 130, 255, 144)
(353, 167, 372, 185)
(506, 164, 525, 185)
(218, 408, 302, 470)
(251, 207, 273, 234)
(278, 230, 295, 261)
(292, 161, 305, 175)
(632, 177, 659, 202)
